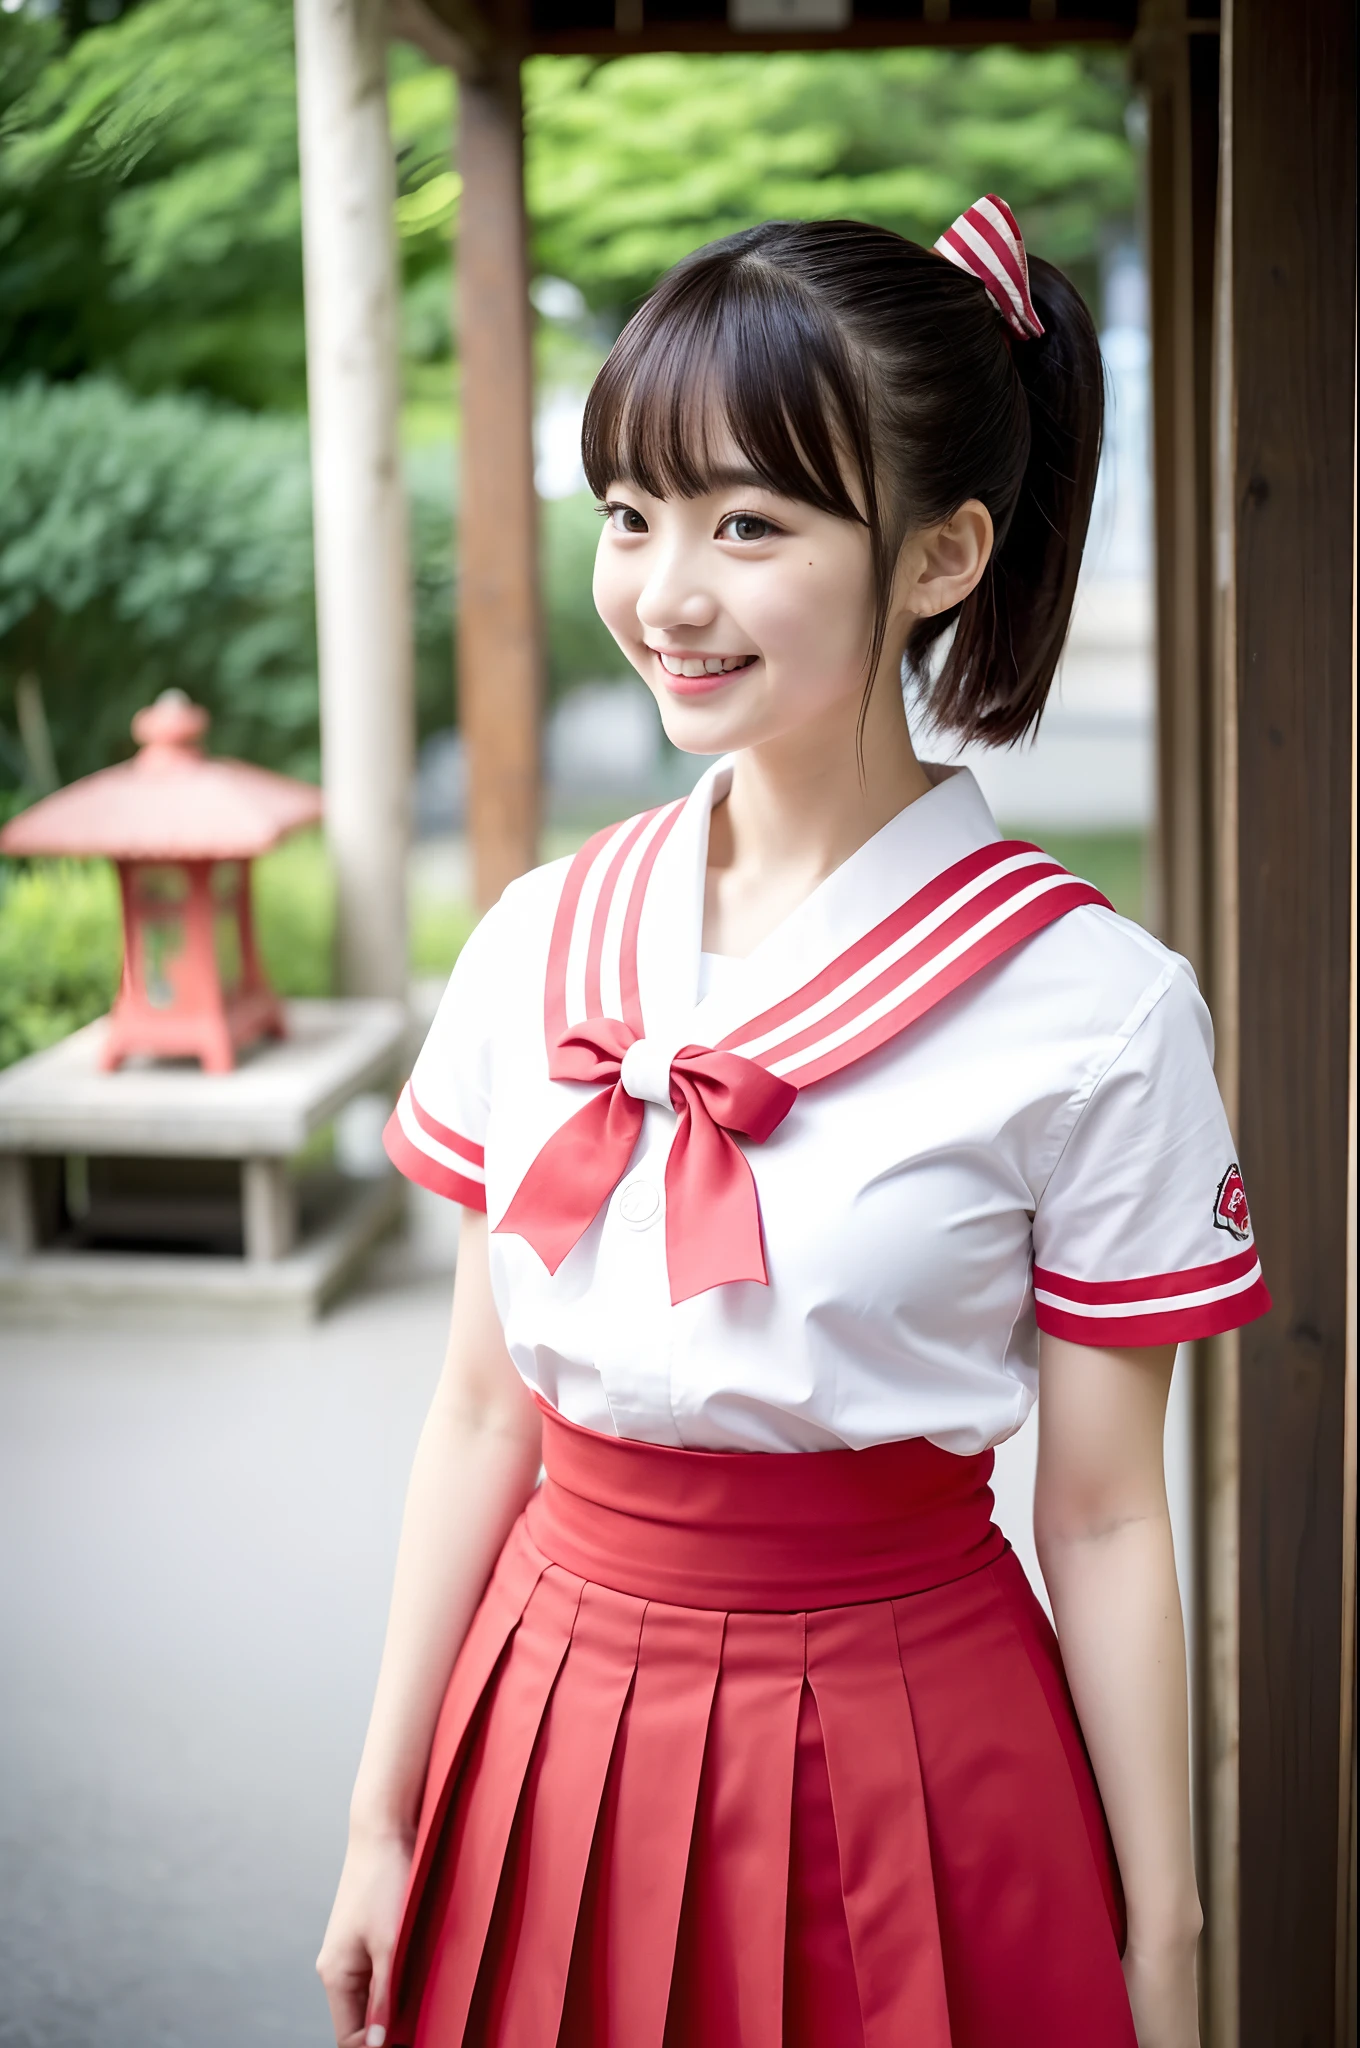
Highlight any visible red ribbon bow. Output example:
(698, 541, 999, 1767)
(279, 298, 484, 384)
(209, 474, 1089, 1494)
(495, 1017, 797, 1304)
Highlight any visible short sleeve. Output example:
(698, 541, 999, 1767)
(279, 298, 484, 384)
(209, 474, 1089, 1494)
(381, 908, 501, 1210)
(1031, 966, 1271, 1348)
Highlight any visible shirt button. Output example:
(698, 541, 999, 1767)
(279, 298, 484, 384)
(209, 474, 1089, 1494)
(617, 1179, 661, 1229)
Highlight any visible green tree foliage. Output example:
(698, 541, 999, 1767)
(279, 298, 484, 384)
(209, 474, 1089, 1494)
(0, 0, 305, 407)
(3, 2, 1134, 409)
(526, 46, 1134, 319)
(0, 378, 319, 784)
(0, 3, 1135, 794)
(0, 378, 618, 798)
(0, 5, 460, 411)
(0, 857, 122, 1069)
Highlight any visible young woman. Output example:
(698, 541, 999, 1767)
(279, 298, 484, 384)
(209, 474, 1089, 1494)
(318, 204, 1270, 2048)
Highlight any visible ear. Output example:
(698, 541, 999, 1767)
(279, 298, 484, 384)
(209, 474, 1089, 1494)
(897, 500, 994, 620)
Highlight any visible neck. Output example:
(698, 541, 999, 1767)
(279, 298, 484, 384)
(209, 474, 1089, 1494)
(703, 660, 933, 955)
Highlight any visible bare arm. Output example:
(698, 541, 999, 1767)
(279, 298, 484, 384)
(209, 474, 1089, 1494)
(1035, 1334, 1201, 2048)
(318, 1211, 542, 2047)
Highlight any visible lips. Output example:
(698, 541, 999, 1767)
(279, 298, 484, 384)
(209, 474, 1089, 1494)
(647, 649, 757, 698)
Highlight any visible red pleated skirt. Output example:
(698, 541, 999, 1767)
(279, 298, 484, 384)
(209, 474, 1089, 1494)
(382, 1404, 1136, 2048)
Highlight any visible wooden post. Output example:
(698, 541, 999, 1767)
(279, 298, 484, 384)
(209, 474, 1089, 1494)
(294, 0, 415, 999)
(1213, 1, 1357, 2040)
(1141, 0, 1218, 979)
(457, 54, 542, 907)
(1138, 6, 1236, 2034)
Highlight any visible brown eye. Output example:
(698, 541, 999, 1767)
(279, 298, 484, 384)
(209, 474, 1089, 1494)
(607, 504, 648, 535)
(719, 514, 775, 542)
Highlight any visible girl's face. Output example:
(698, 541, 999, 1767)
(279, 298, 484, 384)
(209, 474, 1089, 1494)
(592, 448, 884, 759)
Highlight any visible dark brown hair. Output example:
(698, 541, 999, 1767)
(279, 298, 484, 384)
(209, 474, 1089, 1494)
(582, 218, 1104, 746)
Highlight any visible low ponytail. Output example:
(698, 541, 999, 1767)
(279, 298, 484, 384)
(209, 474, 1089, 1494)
(910, 258, 1104, 746)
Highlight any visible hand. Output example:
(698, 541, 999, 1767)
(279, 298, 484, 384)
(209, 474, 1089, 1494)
(317, 1826, 414, 2047)
(1122, 1934, 1201, 2048)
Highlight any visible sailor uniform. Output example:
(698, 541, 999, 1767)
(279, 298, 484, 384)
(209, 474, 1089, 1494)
(380, 762, 1269, 2046)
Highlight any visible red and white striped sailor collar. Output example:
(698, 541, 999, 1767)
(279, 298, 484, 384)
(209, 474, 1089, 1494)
(540, 753, 1092, 1072)
(626, 756, 1011, 1045)
(518, 764, 1107, 1298)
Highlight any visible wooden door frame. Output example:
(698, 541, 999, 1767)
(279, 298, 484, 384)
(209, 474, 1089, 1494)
(1143, 2, 1357, 2040)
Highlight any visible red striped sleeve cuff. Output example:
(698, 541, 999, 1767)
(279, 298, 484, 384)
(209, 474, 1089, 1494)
(382, 1081, 487, 1210)
(1033, 1245, 1271, 1347)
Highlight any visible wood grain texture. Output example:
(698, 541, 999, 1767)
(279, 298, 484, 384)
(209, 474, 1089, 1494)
(457, 59, 543, 906)
(1138, 12, 1246, 2035)
(1223, 0, 1356, 2039)
(1144, 0, 1218, 978)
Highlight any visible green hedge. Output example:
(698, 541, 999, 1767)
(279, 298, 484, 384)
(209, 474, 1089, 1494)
(0, 860, 122, 1071)
(0, 378, 622, 800)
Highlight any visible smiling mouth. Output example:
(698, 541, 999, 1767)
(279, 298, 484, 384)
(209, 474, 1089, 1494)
(651, 651, 757, 679)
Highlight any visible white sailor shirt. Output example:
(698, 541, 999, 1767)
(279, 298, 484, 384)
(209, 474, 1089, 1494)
(385, 762, 1270, 1456)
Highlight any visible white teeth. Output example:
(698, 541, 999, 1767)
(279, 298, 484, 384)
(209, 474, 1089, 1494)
(654, 651, 753, 677)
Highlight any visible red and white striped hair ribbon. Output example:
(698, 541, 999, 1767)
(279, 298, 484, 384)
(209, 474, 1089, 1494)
(933, 194, 1045, 341)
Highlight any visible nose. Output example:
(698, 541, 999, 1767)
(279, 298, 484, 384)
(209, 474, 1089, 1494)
(635, 539, 718, 637)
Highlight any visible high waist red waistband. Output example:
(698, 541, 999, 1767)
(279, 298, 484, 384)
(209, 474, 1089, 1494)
(524, 1399, 1007, 1610)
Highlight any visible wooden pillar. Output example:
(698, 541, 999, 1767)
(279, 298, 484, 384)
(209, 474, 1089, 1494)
(294, 0, 414, 998)
(457, 54, 542, 908)
(1139, 14, 1237, 2033)
(1142, 0, 1219, 980)
(1213, 2, 1356, 2041)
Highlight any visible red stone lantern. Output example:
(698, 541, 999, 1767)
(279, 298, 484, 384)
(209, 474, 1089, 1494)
(0, 691, 323, 1073)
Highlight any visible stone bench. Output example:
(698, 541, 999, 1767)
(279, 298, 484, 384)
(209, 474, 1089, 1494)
(0, 999, 410, 1324)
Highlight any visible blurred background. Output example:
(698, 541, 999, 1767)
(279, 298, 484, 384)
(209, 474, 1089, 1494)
(0, 4, 1161, 2043)
(0, 0, 1149, 1061)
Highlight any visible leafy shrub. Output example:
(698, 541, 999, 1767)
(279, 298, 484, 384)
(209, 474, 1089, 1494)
(0, 378, 319, 788)
(410, 893, 479, 981)
(0, 859, 122, 1070)
(0, 379, 623, 805)
(252, 831, 334, 1000)
(0, 0, 306, 408)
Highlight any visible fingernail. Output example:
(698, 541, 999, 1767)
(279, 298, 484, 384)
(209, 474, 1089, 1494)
(366, 2029, 386, 2046)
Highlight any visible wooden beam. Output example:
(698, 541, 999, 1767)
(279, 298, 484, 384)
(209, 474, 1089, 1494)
(457, 55, 542, 905)
(421, 0, 1142, 56)
(294, 0, 415, 999)
(387, 0, 491, 75)
(516, 23, 1137, 54)
(1214, 2, 1356, 2041)
(383, 0, 483, 74)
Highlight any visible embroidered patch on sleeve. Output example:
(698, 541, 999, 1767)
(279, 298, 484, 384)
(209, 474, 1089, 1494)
(1214, 1162, 1252, 1242)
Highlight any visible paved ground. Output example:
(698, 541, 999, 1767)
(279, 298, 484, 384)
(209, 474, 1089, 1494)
(0, 1239, 450, 2048)
(0, 1205, 1191, 2048)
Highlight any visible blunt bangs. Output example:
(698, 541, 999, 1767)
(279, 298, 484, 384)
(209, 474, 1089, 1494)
(582, 249, 872, 528)
(582, 218, 1104, 749)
